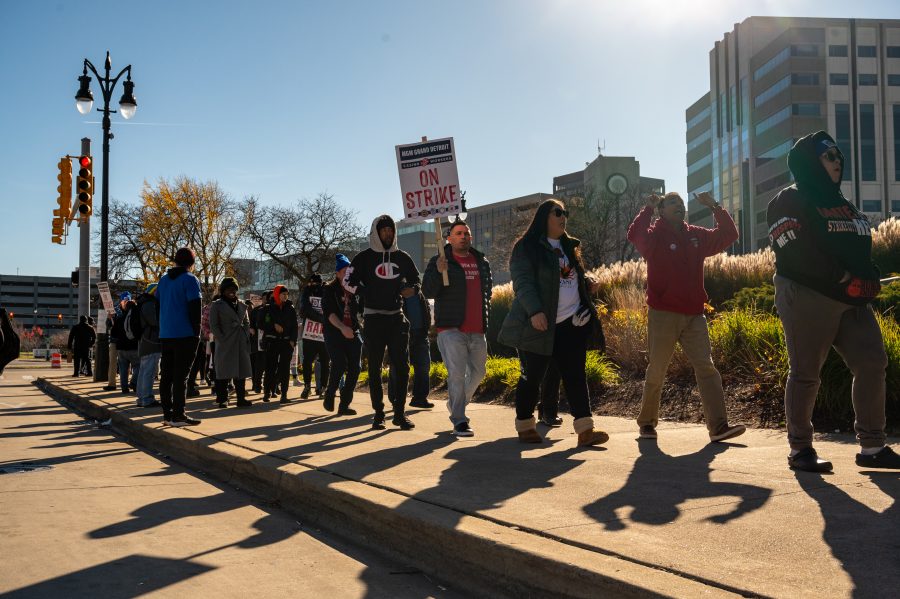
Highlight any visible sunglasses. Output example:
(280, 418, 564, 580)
(552, 208, 569, 218)
(821, 149, 842, 163)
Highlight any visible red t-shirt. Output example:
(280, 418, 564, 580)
(455, 254, 483, 333)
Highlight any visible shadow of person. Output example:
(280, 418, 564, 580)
(795, 470, 900, 598)
(583, 440, 772, 531)
(88, 493, 239, 539)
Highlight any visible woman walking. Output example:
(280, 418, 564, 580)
(498, 199, 608, 446)
(208, 277, 253, 408)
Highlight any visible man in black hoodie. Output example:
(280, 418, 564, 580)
(299, 273, 330, 399)
(68, 315, 96, 377)
(767, 131, 898, 472)
(345, 214, 420, 430)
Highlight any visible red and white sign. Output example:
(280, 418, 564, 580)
(395, 137, 461, 222)
(301, 320, 324, 342)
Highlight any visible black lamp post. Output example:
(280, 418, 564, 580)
(74, 50, 137, 283)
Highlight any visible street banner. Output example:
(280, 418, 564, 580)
(97, 282, 115, 317)
(301, 296, 325, 342)
(395, 137, 461, 222)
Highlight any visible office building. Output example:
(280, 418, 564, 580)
(686, 16, 900, 251)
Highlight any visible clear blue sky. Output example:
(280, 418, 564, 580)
(2, 0, 897, 277)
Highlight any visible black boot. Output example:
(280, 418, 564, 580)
(323, 393, 335, 412)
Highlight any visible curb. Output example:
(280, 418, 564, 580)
(35, 378, 740, 599)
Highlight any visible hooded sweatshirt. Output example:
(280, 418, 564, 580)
(344, 215, 420, 315)
(157, 266, 203, 339)
(767, 131, 880, 305)
(262, 284, 298, 341)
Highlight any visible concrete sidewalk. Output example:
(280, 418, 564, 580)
(33, 374, 899, 598)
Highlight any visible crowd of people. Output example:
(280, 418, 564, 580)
(68, 130, 899, 471)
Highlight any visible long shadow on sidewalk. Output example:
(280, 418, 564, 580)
(795, 471, 900, 598)
(583, 439, 772, 530)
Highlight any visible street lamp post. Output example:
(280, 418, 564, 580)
(74, 50, 137, 283)
(74, 51, 137, 382)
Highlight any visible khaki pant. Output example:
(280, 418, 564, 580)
(774, 275, 886, 449)
(637, 308, 728, 433)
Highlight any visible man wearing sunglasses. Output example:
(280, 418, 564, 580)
(767, 131, 899, 472)
(627, 191, 746, 444)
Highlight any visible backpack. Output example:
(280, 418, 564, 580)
(123, 307, 142, 341)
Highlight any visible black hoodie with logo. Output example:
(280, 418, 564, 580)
(344, 214, 420, 314)
(766, 131, 880, 305)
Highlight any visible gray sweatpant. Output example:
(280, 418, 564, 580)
(774, 275, 887, 450)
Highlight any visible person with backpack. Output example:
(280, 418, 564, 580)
(113, 299, 141, 395)
(136, 283, 161, 408)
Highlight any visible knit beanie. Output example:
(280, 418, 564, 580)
(335, 254, 351, 272)
(219, 277, 239, 295)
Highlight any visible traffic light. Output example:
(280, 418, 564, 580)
(75, 155, 93, 217)
(52, 215, 65, 244)
(57, 314, 63, 322)
(56, 157, 72, 220)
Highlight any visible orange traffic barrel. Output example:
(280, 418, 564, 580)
(51, 352, 61, 368)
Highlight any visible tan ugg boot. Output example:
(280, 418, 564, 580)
(516, 417, 542, 443)
(574, 416, 608, 447)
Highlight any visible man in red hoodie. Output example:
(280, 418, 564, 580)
(627, 191, 745, 443)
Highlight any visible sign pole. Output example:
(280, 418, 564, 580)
(420, 136, 450, 287)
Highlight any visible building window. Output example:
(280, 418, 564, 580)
(686, 106, 711, 130)
(755, 139, 794, 167)
(791, 73, 820, 85)
(829, 73, 849, 85)
(888, 46, 900, 58)
(862, 200, 881, 212)
(687, 129, 711, 152)
(791, 44, 819, 57)
(755, 106, 791, 135)
(892, 200, 900, 212)
(753, 47, 790, 81)
(687, 154, 712, 175)
(835, 104, 853, 178)
(888, 74, 900, 86)
(860, 104, 876, 181)
(754, 75, 790, 108)
(893, 105, 900, 181)
(792, 103, 821, 116)
(755, 171, 793, 196)
(829, 45, 848, 57)
(858, 45, 877, 58)
(756, 209, 768, 224)
(859, 73, 878, 86)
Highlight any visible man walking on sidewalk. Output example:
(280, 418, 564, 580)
(299, 274, 330, 399)
(345, 214, 420, 431)
(157, 247, 203, 427)
(423, 220, 492, 437)
(67, 315, 96, 377)
(627, 192, 745, 443)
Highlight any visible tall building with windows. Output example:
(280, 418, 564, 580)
(686, 16, 900, 252)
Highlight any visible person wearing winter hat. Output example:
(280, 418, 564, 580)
(156, 246, 203, 426)
(67, 315, 96, 377)
(344, 215, 421, 430)
(321, 255, 361, 415)
(209, 277, 253, 408)
(261, 283, 298, 403)
(768, 131, 899, 472)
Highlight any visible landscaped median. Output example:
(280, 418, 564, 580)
(34, 376, 738, 599)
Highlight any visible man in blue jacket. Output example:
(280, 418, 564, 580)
(156, 247, 203, 427)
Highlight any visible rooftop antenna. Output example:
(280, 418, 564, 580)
(598, 139, 606, 156)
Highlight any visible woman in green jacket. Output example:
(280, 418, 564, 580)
(498, 199, 608, 446)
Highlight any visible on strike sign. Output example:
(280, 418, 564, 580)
(395, 137, 461, 222)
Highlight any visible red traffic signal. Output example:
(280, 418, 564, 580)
(75, 155, 93, 217)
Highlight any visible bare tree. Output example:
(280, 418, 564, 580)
(568, 186, 645, 267)
(244, 192, 364, 283)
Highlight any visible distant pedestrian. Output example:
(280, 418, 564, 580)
(299, 273, 330, 399)
(102, 292, 130, 391)
(209, 277, 253, 408)
(157, 247, 203, 427)
(498, 199, 609, 446)
(261, 284, 298, 403)
(767, 131, 900, 472)
(345, 215, 421, 431)
(423, 219, 492, 437)
(249, 292, 270, 393)
(67, 315, 96, 377)
(321, 254, 361, 415)
(136, 283, 161, 408)
(627, 191, 745, 443)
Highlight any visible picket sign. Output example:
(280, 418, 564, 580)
(423, 136, 450, 287)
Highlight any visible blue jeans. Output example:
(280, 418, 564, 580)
(137, 352, 161, 405)
(436, 330, 487, 425)
(117, 349, 141, 394)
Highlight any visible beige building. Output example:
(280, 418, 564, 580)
(687, 16, 900, 251)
